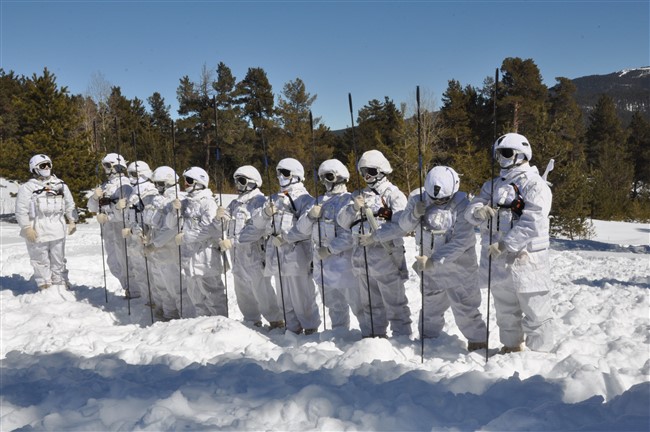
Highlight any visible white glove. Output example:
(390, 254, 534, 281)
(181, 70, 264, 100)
(219, 238, 233, 251)
(96, 213, 109, 224)
(308, 204, 322, 219)
(413, 201, 427, 218)
(358, 232, 376, 247)
(489, 241, 506, 258)
(121, 227, 132, 239)
(264, 200, 277, 217)
(412, 255, 433, 273)
(353, 195, 365, 211)
(67, 222, 77, 235)
(93, 187, 103, 199)
(115, 198, 128, 210)
(216, 206, 230, 221)
(138, 232, 151, 246)
(174, 232, 184, 246)
(317, 246, 331, 260)
(271, 234, 285, 247)
(172, 199, 182, 210)
(22, 227, 37, 242)
(474, 205, 496, 221)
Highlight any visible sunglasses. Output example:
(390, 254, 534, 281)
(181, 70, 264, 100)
(360, 167, 379, 177)
(497, 148, 515, 158)
(154, 181, 167, 189)
(320, 172, 336, 182)
(184, 176, 195, 185)
(38, 162, 52, 170)
(102, 162, 114, 169)
(128, 171, 139, 178)
(235, 176, 249, 186)
(277, 168, 292, 178)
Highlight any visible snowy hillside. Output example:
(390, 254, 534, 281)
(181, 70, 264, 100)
(1, 178, 649, 431)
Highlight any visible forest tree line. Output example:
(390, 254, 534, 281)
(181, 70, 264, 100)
(1, 57, 649, 238)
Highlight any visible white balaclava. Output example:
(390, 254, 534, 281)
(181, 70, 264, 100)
(276, 158, 305, 190)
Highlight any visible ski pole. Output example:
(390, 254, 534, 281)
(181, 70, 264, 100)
(171, 120, 184, 318)
(310, 111, 327, 331)
(131, 131, 155, 324)
(214, 97, 230, 317)
(486, 68, 499, 363)
(416, 86, 425, 363)
(258, 108, 287, 328)
(114, 117, 132, 315)
(94, 120, 109, 304)
(348, 93, 375, 338)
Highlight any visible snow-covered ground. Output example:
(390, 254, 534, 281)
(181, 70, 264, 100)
(1, 177, 649, 431)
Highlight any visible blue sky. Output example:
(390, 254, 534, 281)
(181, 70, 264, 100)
(2, 1, 648, 130)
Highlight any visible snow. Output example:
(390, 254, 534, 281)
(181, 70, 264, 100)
(1, 177, 649, 431)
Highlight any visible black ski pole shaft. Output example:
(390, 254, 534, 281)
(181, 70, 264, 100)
(132, 131, 155, 324)
(94, 120, 109, 304)
(258, 108, 287, 327)
(348, 93, 375, 337)
(171, 120, 183, 318)
(115, 117, 131, 315)
(214, 97, 229, 316)
(416, 86, 425, 363)
(310, 111, 327, 331)
(486, 68, 499, 363)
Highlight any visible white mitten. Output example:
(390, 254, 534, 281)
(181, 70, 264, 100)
(121, 227, 132, 238)
(216, 206, 231, 221)
(93, 187, 103, 199)
(219, 238, 233, 251)
(115, 198, 128, 210)
(174, 232, 184, 246)
(67, 222, 77, 235)
(413, 201, 426, 218)
(412, 255, 432, 272)
(263, 200, 277, 217)
(474, 205, 496, 221)
(172, 199, 182, 210)
(488, 241, 506, 258)
(272, 234, 285, 247)
(22, 227, 37, 242)
(358, 232, 376, 247)
(96, 213, 109, 224)
(317, 246, 331, 260)
(353, 195, 365, 211)
(308, 204, 322, 219)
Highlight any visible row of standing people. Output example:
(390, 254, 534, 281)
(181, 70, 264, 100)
(17, 132, 553, 354)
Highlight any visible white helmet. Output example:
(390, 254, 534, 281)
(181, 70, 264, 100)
(151, 166, 178, 192)
(276, 158, 305, 188)
(29, 154, 52, 178)
(493, 133, 532, 169)
(425, 166, 460, 204)
(358, 149, 392, 184)
(182, 166, 209, 189)
(127, 161, 152, 182)
(318, 159, 349, 191)
(102, 153, 127, 174)
(233, 165, 263, 192)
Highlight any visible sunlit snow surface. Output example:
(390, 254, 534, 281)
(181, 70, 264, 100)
(1, 178, 648, 431)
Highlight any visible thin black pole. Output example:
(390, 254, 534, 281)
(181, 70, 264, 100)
(416, 86, 425, 363)
(131, 131, 155, 324)
(114, 117, 131, 315)
(171, 120, 184, 318)
(348, 93, 375, 338)
(93, 120, 109, 304)
(214, 97, 229, 317)
(310, 111, 327, 331)
(486, 68, 499, 363)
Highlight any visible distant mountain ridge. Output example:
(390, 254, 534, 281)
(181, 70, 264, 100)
(571, 66, 650, 125)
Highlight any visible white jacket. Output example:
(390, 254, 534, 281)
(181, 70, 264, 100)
(87, 174, 133, 223)
(15, 175, 76, 242)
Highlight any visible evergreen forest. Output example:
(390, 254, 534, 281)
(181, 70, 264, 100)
(1, 57, 649, 238)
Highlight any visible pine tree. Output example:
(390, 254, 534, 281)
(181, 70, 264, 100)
(626, 112, 650, 199)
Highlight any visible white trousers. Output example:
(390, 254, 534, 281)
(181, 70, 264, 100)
(274, 273, 321, 333)
(26, 238, 68, 288)
(358, 272, 412, 337)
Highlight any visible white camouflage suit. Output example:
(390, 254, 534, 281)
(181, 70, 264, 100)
(337, 176, 412, 338)
(400, 189, 487, 342)
(465, 163, 554, 352)
(87, 173, 134, 293)
(249, 179, 321, 334)
(171, 186, 227, 317)
(224, 187, 283, 325)
(16, 174, 76, 289)
(295, 185, 365, 331)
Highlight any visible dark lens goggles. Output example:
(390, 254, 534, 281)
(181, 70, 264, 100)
(102, 162, 114, 169)
(498, 148, 515, 158)
(277, 168, 292, 178)
(184, 176, 195, 185)
(360, 167, 379, 177)
(128, 171, 138, 178)
(320, 172, 336, 182)
(235, 176, 249, 186)
(154, 181, 167, 189)
(38, 162, 52, 170)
